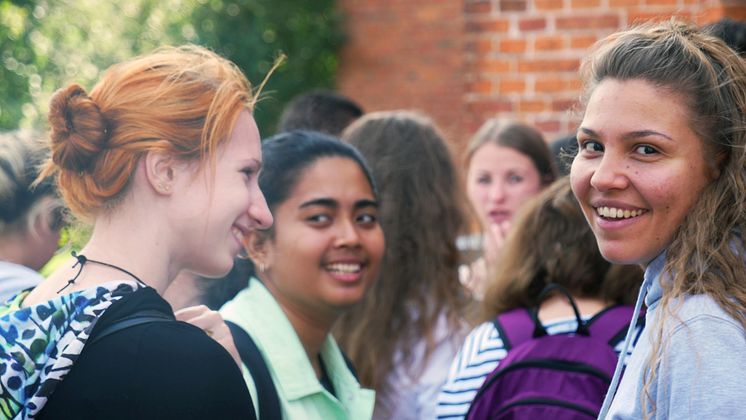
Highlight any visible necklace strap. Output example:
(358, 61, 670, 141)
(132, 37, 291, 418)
(57, 251, 147, 293)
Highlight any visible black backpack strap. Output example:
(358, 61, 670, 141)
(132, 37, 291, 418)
(225, 320, 282, 420)
(88, 309, 173, 346)
(341, 351, 359, 381)
(535, 283, 589, 336)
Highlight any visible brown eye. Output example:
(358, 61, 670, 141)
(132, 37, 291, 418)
(635, 145, 658, 155)
(357, 213, 377, 225)
(581, 140, 603, 153)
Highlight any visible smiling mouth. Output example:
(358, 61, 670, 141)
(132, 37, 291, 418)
(325, 262, 363, 274)
(595, 206, 645, 219)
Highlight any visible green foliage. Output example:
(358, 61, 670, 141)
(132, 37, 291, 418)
(189, 0, 344, 135)
(0, 0, 344, 135)
(0, 1, 36, 129)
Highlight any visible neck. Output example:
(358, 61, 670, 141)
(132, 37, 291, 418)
(79, 212, 180, 292)
(537, 294, 610, 320)
(263, 276, 336, 378)
(26, 206, 177, 305)
(0, 232, 35, 269)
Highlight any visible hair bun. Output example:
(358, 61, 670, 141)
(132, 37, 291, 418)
(48, 84, 109, 173)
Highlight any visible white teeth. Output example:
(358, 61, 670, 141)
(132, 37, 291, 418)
(326, 263, 362, 273)
(596, 206, 643, 219)
(232, 227, 244, 240)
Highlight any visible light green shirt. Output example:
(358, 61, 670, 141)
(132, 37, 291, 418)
(221, 278, 375, 420)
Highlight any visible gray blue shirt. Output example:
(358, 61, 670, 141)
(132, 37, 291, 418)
(605, 252, 746, 419)
(0, 261, 43, 303)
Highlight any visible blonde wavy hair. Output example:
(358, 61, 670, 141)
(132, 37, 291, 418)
(38, 45, 256, 220)
(580, 20, 746, 417)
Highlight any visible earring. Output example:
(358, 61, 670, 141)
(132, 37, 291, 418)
(258, 262, 266, 272)
(159, 183, 170, 192)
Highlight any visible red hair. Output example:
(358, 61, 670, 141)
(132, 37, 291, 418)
(40, 45, 254, 220)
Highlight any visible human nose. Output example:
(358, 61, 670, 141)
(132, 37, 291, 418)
(334, 218, 361, 248)
(248, 189, 273, 230)
(488, 181, 506, 203)
(589, 153, 629, 192)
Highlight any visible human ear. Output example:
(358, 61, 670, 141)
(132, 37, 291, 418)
(245, 231, 272, 273)
(29, 197, 60, 239)
(710, 149, 728, 180)
(144, 151, 177, 195)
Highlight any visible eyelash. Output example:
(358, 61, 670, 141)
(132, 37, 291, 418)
(579, 140, 659, 156)
(579, 139, 603, 153)
(307, 214, 331, 224)
(306, 213, 378, 226)
(358, 213, 377, 224)
(635, 145, 658, 155)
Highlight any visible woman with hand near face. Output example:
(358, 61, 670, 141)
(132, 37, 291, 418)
(571, 21, 746, 419)
(462, 120, 557, 297)
(0, 46, 272, 419)
(0, 130, 65, 302)
(221, 131, 384, 419)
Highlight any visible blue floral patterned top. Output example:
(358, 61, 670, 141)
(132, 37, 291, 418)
(0, 281, 143, 419)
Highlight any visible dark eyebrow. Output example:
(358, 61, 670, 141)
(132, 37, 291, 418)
(298, 197, 379, 210)
(299, 198, 338, 209)
(355, 199, 378, 210)
(622, 130, 674, 142)
(579, 127, 673, 142)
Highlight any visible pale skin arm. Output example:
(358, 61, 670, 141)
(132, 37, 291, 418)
(175, 305, 242, 369)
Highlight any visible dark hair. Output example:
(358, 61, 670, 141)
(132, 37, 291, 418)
(0, 130, 61, 231)
(550, 134, 578, 176)
(704, 18, 746, 57)
(260, 130, 377, 222)
(277, 90, 364, 136)
(466, 119, 557, 186)
(482, 178, 642, 319)
(336, 111, 473, 390)
(194, 257, 255, 310)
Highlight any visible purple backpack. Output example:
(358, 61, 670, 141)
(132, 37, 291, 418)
(465, 284, 643, 420)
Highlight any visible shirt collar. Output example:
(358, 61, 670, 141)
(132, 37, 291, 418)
(643, 250, 668, 308)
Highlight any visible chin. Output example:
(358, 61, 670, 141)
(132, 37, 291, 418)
(195, 259, 235, 279)
(598, 248, 645, 266)
(331, 291, 368, 309)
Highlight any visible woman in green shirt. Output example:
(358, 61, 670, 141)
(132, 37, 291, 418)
(221, 130, 385, 419)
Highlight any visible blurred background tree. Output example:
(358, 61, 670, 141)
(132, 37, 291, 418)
(0, 0, 344, 136)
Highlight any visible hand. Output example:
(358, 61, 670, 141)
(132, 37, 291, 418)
(175, 305, 242, 369)
(483, 220, 511, 263)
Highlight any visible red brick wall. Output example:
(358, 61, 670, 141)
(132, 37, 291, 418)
(335, 0, 466, 149)
(336, 0, 746, 151)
